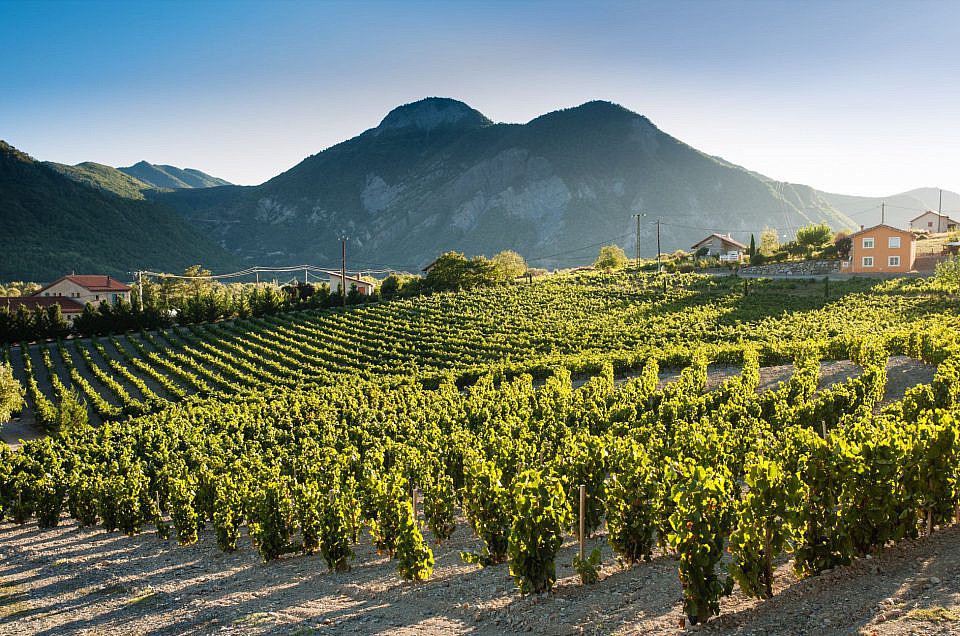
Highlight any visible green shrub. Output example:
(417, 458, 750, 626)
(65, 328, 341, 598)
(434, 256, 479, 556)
(396, 500, 434, 581)
(667, 460, 734, 625)
(507, 469, 571, 594)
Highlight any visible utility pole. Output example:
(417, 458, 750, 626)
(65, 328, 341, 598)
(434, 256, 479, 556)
(340, 236, 348, 308)
(939, 188, 944, 233)
(632, 212, 646, 269)
(136, 271, 143, 309)
(656, 219, 662, 273)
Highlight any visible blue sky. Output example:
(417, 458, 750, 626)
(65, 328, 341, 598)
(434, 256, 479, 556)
(2, 0, 958, 195)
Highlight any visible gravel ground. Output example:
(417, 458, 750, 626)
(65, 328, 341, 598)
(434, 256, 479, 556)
(1, 515, 958, 636)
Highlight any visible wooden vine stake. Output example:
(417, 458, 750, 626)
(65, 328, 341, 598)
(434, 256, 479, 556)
(579, 484, 586, 561)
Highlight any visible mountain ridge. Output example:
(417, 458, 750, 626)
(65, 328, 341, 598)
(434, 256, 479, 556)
(154, 98, 858, 269)
(0, 140, 239, 280)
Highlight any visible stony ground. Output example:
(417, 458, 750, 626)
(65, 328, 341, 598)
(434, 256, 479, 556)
(0, 356, 949, 635)
(1, 514, 958, 636)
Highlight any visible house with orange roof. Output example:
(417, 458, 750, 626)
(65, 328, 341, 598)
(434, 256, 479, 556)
(844, 225, 916, 274)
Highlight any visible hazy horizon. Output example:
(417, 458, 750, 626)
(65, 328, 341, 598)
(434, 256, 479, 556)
(3, 0, 959, 197)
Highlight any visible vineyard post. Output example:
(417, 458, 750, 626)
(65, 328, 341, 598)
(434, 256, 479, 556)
(743, 279, 748, 297)
(578, 484, 586, 561)
(824, 276, 829, 299)
(821, 421, 827, 439)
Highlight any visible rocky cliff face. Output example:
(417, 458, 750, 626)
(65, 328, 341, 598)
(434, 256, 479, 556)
(156, 98, 856, 270)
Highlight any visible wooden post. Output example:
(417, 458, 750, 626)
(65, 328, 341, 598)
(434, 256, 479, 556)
(927, 509, 933, 535)
(743, 279, 748, 297)
(821, 421, 827, 439)
(763, 526, 773, 598)
(824, 276, 829, 299)
(579, 484, 586, 561)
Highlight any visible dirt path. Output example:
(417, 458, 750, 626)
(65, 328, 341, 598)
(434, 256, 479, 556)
(1, 515, 957, 636)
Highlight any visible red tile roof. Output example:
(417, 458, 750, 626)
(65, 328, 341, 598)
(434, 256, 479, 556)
(690, 233, 748, 250)
(2, 296, 85, 314)
(39, 275, 131, 294)
(848, 224, 915, 238)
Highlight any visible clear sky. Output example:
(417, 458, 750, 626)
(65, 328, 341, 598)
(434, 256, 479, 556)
(2, 0, 958, 195)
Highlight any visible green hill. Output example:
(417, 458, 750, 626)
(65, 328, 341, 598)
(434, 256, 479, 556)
(0, 141, 240, 281)
(44, 161, 156, 199)
(119, 161, 232, 190)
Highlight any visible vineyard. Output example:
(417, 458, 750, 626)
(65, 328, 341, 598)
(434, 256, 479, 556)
(2, 271, 960, 634)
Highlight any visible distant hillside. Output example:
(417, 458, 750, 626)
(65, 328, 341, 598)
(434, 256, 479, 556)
(819, 188, 960, 230)
(119, 161, 232, 190)
(44, 161, 155, 199)
(157, 97, 857, 269)
(0, 141, 240, 281)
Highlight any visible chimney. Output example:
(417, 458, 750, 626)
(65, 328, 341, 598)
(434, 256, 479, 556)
(860, 225, 864, 231)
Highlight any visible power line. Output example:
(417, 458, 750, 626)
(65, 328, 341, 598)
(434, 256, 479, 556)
(526, 232, 635, 262)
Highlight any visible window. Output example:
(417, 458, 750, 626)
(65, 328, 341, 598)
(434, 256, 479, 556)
(928, 221, 934, 228)
(889, 256, 901, 267)
(888, 236, 901, 249)
(862, 237, 875, 249)
(862, 256, 874, 267)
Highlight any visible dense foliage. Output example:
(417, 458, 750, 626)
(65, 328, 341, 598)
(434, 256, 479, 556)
(2, 271, 960, 625)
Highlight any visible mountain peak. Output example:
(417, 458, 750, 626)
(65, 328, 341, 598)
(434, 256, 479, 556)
(0, 140, 35, 164)
(375, 97, 492, 133)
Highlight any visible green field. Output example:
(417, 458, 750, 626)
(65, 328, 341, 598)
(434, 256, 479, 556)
(2, 271, 960, 626)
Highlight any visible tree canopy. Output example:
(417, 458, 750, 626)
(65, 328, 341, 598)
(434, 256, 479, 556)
(594, 245, 629, 270)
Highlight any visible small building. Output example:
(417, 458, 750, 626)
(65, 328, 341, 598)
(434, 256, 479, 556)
(421, 258, 440, 274)
(327, 272, 375, 295)
(845, 224, 916, 274)
(910, 211, 959, 233)
(37, 275, 132, 306)
(690, 233, 748, 261)
(3, 296, 85, 322)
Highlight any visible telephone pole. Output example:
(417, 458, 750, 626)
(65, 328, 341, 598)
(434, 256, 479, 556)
(656, 219, 662, 273)
(632, 212, 645, 268)
(939, 188, 944, 233)
(340, 236, 348, 308)
(136, 271, 143, 309)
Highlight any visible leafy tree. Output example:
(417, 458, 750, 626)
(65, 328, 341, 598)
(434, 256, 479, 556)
(492, 250, 528, 280)
(759, 227, 779, 256)
(425, 252, 500, 292)
(594, 245, 628, 270)
(795, 224, 833, 251)
(0, 363, 24, 422)
(834, 232, 852, 259)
